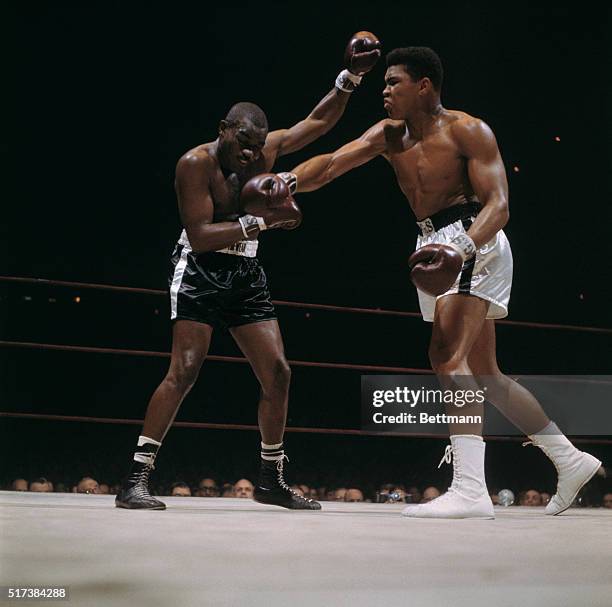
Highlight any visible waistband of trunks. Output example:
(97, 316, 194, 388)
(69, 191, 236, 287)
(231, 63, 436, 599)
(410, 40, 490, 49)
(216, 239, 259, 257)
(416, 200, 482, 236)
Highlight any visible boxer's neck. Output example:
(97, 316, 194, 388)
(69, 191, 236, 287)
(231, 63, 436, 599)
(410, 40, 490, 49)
(404, 100, 443, 140)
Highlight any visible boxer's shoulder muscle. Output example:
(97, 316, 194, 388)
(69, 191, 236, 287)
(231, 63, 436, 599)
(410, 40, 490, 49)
(176, 144, 216, 179)
(447, 112, 496, 157)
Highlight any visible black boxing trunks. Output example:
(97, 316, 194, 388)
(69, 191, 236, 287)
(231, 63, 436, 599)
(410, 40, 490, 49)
(168, 233, 276, 330)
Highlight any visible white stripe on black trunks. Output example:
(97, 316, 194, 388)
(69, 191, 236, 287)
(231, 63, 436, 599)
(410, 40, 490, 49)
(170, 243, 190, 319)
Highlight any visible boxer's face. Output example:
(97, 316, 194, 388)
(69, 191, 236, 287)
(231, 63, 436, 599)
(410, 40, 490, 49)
(218, 119, 267, 173)
(383, 65, 427, 119)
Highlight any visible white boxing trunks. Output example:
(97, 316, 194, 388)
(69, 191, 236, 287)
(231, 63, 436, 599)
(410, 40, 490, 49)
(415, 201, 513, 322)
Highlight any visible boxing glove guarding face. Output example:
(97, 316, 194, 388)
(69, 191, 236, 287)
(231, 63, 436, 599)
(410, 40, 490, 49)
(408, 244, 464, 297)
(240, 173, 302, 230)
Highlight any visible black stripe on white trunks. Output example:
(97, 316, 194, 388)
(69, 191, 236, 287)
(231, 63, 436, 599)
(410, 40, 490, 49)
(458, 218, 475, 294)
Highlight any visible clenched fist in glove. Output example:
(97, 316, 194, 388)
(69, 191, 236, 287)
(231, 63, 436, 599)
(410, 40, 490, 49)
(345, 31, 382, 75)
(408, 234, 477, 297)
(238, 174, 302, 239)
(335, 31, 382, 92)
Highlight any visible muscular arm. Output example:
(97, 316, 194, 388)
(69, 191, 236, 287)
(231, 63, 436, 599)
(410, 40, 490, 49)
(454, 119, 509, 248)
(175, 153, 245, 253)
(262, 87, 352, 167)
(291, 120, 388, 192)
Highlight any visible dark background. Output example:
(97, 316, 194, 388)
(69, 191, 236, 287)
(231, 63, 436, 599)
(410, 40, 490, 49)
(2, 2, 611, 495)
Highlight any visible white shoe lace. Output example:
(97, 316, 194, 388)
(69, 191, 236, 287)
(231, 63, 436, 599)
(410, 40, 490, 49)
(276, 456, 315, 503)
(438, 445, 452, 469)
(437, 443, 462, 493)
(129, 461, 156, 500)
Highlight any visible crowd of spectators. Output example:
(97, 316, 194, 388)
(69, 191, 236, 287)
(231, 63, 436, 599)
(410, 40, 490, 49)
(6, 476, 612, 508)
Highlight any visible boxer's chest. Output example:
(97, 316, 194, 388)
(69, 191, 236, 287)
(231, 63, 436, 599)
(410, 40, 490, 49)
(390, 130, 464, 196)
(210, 159, 266, 220)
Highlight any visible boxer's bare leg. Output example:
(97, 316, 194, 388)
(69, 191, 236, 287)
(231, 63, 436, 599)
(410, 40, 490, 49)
(403, 294, 493, 518)
(429, 294, 488, 436)
(230, 319, 320, 510)
(230, 320, 289, 445)
(467, 319, 550, 435)
(467, 320, 601, 514)
(143, 320, 213, 441)
(115, 320, 212, 510)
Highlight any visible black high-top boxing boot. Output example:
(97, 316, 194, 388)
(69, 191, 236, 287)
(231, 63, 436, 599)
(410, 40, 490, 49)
(115, 460, 166, 510)
(254, 456, 321, 510)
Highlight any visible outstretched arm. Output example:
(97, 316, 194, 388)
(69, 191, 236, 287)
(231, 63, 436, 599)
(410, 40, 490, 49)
(291, 120, 388, 192)
(263, 33, 381, 165)
(453, 118, 509, 248)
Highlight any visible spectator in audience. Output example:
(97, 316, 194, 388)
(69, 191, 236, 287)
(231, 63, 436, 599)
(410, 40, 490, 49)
(197, 478, 220, 497)
(109, 483, 121, 495)
(519, 489, 542, 506)
(75, 477, 100, 494)
(421, 486, 441, 503)
(298, 484, 310, 497)
(310, 487, 322, 501)
(29, 478, 52, 492)
(603, 492, 612, 509)
(407, 485, 422, 504)
(170, 482, 192, 497)
(490, 492, 500, 505)
(290, 485, 305, 497)
(333, 487, 347, 501)
(234, 479, 254, 499)
(324, 488, 336, 501)
(540, 491, 551, 506)
(221, 482, 234, 497)
(344, 488, 364, 502)
(11, 479, 28, 491)
(98, 483, 110, 495)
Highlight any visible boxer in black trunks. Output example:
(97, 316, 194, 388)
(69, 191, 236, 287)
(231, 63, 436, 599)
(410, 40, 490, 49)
(115, 34, 381, 511)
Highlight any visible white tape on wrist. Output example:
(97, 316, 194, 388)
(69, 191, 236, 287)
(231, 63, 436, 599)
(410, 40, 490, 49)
(277, 172, 298, 194)
(239, 215, 266, 238)
(448, 233, 476, 262)
(335, 69, 362, 92)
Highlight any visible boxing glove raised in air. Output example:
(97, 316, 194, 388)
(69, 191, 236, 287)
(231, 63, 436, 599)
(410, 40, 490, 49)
(336, 31, 382, 92)
(344, 31, 382, 75)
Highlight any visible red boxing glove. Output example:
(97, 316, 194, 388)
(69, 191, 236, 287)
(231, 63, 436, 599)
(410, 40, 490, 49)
(344, 31, 382, 75)
(408, 244, 464, 296)
(240, 174, 302, 231)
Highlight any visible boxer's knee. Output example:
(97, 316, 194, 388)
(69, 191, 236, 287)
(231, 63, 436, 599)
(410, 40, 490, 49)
(429, 342, 468, 376)
(261, 357, 291, 401)
(165, 354, 202, 394)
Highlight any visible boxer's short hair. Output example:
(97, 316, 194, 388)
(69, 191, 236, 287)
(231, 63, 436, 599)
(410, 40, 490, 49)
(386, 47, 443, 91)
(225, 102, 268, 130)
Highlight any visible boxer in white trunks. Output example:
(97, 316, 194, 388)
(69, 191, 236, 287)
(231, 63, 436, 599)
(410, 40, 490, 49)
(287, 46, 601, 519)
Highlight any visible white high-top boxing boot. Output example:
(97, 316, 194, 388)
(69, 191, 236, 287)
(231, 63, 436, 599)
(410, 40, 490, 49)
(526, 422, 601, 515)
(402, 435, 494, 519)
